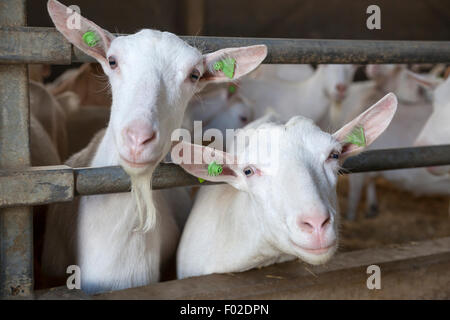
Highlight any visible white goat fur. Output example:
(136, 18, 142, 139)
(238, 65, 356, 123)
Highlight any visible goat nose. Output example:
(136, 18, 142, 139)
(123, 122, 156, 149)
(335, 83, 347, 93)
(298, 214, 331, 234)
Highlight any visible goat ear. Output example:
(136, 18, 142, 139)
(47, 0, 114, 68)
(171, 141, 241, 185)
(333, 93, 397, 159)
(200, 45, 267, 85)
(405, 70, 442, 90)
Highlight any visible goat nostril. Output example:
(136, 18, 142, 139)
(321, 217, 330, 229)
(302, 222, 313, 228)
(142, 131, 156, 145)
(299, 221, 314, 233)
(298, 214, 331, 233)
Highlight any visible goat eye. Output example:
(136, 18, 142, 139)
(190, 68, 201, 82)
(243, 166, 254, 177)
(108, 56, 117, 69)
(239, 116, 248, 123)
(328, 151, 340, 160)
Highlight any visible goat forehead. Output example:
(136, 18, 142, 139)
(284, 116, 335, 149)
(111, 30, 202, 71)
(236, 117, 338, 164)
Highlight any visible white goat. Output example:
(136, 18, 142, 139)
(174, 93, 397, 279)
(42, 0, 267, 294)
(247, 64, 314, 82)
(415, 76, 450, 176)
(29, 81, 69, 160)
(238, 64, 357, 123)
(184, 84, 254, 135)
(343, 65, 447, 220)
(330, 64, 439, 130)
(30, 115, 61, 166)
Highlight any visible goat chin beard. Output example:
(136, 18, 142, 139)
(124, 164, 158, 233)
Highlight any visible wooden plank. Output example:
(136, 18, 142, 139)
(34, 286, 91, 300)
(95, 237, 450, 299)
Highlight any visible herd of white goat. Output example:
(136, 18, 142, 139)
(24, 1, 449, 294)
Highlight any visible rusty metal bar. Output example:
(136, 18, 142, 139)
(0, 27, 71, 64)
(0, 145, 449, 208)
(1, 27, 450, 64)
(0, 0, 33, 298)
(0, 166, 74, 208)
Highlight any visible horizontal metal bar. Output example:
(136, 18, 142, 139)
(0, 27, 71, 64)
(341, 144, 450, 173)
(1, 27, 450, 64)
(0, 165, 74, 208)
(0, 145, 449, 208)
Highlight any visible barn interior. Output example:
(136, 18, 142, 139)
(26, 0, 450, 252)
(0, 0, 449, 299)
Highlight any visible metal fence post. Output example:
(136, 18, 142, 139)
(0, 0, 33, 298)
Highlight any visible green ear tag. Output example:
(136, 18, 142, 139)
(228, 84, 236, 94)
(82, 31, 99, 47)
(207, 161, 223, 176)
(213, 58, 236, 79)
(198, 178, 205, 183)
(344, 126, 366, 147)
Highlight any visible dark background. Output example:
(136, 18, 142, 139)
(26, 0, 450, 81)
(28, 0, 450, 40)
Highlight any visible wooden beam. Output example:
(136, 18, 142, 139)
(180, 0, 205, 36)
(93, 237, 450, 299)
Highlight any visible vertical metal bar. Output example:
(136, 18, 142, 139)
(0, 0, 33, 298)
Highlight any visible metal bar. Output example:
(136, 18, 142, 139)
(75, 145, 450, 196)
(0, 27, 71, 64)
(0, 166, 74, 208)
(1, 27, 450, 64)
(0, 145, 449, 208)
(341, 144, 450, 173)
(0, 0, 33, 299)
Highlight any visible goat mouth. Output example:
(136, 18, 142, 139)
(119, 156, 155, 168)
(290, 240, 337, 255)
